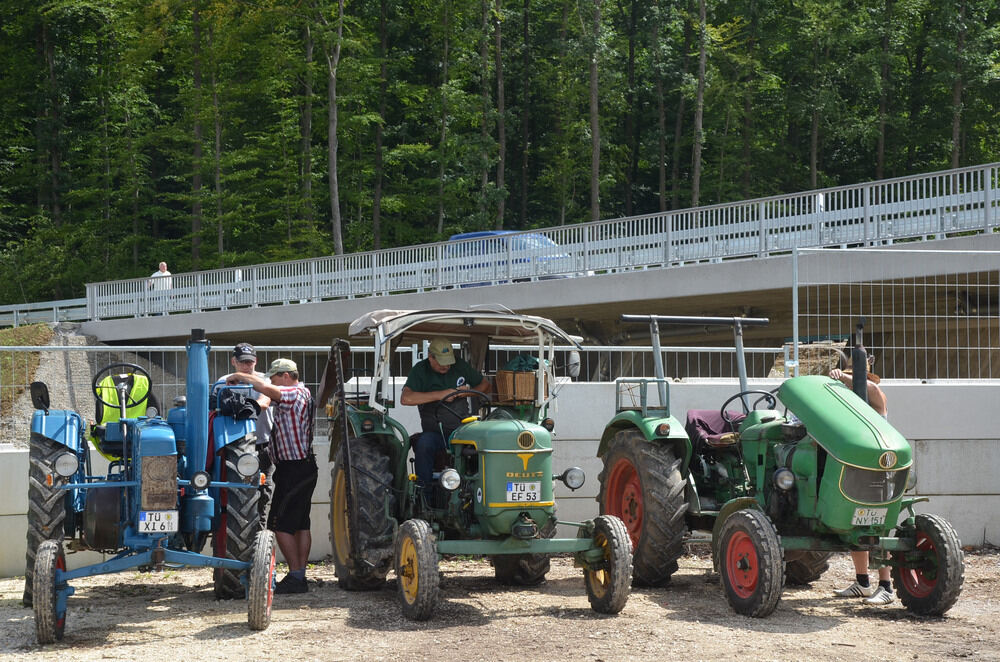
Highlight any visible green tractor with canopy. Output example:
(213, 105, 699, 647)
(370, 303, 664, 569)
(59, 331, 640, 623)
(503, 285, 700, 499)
(597, 314, 964, 617)
(319, 308, 633, 620)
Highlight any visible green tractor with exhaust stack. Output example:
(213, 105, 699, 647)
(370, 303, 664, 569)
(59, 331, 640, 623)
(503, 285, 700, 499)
(319, 308, 633, 620)
(597, 314, 964, 617)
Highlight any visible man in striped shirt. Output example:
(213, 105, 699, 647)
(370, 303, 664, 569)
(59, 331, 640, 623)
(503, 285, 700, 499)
(225, 357, 316, 594)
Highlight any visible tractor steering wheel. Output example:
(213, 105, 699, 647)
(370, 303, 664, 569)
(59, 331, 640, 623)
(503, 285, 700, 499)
(720, 390, 778, 427)
(92, 362, 152, 410)
(436, 389, 493, 423)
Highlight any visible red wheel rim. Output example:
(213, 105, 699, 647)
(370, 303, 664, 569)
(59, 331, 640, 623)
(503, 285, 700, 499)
(725, 530, 759, 599)
(56, 553, 66, 630)
(266, 545, 276, 616)
(898, 530, 938, 598)
(605, 457, 643, 548)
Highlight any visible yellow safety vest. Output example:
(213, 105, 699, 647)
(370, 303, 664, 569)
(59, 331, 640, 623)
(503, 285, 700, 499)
(90, 374, 152, 460)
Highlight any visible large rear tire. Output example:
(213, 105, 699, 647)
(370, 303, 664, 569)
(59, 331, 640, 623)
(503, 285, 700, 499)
(214, 437, 261, 600)
(583, 515, 633, 614)
(598, 429, 686, 586)
(24, 433, 69, 607)
(892, 513, 965, 616)
(33, 540, 66, 644)
(784, 550, 832, 585)
(248, 530, 276, 631)
(330, 438, 396, 590)
(394, 519, 439, 621)
(718, 509, 785, 617)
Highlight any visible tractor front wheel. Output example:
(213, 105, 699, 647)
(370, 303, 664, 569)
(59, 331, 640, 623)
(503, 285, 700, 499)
(394, 519, 439, 621)
(598, 429, 686, 586)
(24, 433, 69, 607)
(582, 515, 633, 614)
(892, 513, 965, 616)
(33, 540, 66, 644)
(214, 438, 261, 600)
(248, 530, 276, 631)
(718, 509, 784, 617)
(784, 550, 832, 585)
(330, 438, 396, 590)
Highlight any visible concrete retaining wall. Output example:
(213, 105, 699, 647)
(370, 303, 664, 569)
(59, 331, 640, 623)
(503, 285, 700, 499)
(2, 380, 997, 579)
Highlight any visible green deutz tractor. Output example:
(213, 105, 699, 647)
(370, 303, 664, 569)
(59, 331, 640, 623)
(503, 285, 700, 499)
(319, 309, 633, 620)
(597, 314, 964, 617)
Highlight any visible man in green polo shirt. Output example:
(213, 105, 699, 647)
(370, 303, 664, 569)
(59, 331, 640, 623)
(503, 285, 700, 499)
(401, 337, 491, 499)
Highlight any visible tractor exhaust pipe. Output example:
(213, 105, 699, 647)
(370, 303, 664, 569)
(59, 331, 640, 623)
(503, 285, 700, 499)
(851, 319, 869, 404)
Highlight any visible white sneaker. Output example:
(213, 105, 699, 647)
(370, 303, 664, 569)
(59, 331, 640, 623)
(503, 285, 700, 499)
(834, 581, 875, 598)
(863, 586, 895, 605)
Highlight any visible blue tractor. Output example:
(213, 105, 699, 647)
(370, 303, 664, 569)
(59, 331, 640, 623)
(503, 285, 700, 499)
(23, 329, 276, 643)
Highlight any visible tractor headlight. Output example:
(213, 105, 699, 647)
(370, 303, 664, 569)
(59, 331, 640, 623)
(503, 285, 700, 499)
(558, 466, 586, 491)
(439, 468, 461, 491)
(53, 452, 79, 478)
(654, 423, 671, 436)
(191, 471, 211, 490)
(236, 453, 260, 477)
(905, 467, 916, 491)
(773, 468, 795, 491)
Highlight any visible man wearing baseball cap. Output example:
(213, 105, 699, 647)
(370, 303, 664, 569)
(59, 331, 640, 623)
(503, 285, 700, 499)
(400, 338, 491, 500)
(224, 357, 315, 594)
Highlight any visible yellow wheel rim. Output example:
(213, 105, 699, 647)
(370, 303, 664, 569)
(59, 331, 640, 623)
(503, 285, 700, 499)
(332, 468, 351, 565)
(399, 536, 419, 604)
(587, 532, 610, 598)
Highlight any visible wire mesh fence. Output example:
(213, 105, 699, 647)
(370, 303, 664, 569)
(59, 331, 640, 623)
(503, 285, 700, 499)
(794, 248, 1000, 380)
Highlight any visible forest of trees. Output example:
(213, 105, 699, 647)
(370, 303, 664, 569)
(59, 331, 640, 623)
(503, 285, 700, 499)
(1, 0, 998, 304)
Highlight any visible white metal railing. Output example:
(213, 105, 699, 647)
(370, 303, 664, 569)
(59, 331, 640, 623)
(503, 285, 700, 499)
(0, 298, 89, 327)
(6, 162, 997, 323)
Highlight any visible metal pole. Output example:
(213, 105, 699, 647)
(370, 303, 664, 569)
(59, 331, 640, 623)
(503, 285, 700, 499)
(649, 318, 667, 407)
(792, 247, 800, 377)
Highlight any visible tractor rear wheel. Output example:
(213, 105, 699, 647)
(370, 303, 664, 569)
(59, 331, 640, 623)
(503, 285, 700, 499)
(583, 515, 633, 614)
(598, 429, 686, 586)
(492, 516, 556, 586)
(24, 433, 70, 607)
(214, 438, 261, 600)
(394, 518, 439, 621)
(33, 540, 66, 644)
(784, 550, 832, 585)
(248, 530, 276, 631)
(718, 509, 785, 617)
(330, 438, 396, 590)
(892, 513, 965, 616)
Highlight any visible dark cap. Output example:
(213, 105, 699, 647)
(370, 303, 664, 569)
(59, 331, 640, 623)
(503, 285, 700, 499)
(233, 343, 257, 361)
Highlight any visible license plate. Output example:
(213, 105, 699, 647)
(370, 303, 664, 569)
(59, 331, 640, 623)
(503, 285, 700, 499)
(139, 510, 179, 533)
(506, 482, 541, 502)
(851, 507, 888, 526)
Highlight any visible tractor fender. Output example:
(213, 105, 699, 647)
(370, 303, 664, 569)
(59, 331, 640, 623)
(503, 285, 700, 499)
(30, 409, 87, 453)
(330, 408, 408, 471)
(597, 410, 692, 472)
(711, 497, 764, 572)
(211, 415, 256, 456)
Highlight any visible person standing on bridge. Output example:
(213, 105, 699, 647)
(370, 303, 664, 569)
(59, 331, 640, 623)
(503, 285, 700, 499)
(148, 262, 172, 315)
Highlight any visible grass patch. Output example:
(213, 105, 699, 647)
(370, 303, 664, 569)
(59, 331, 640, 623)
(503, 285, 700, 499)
(0, 323, 54, 420)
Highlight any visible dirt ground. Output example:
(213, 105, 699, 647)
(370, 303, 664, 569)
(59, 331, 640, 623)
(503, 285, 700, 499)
(2, 546, 997, 662)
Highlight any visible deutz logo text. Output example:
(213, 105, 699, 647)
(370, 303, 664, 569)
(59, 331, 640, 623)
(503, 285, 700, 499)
(506, 471, 544, 478)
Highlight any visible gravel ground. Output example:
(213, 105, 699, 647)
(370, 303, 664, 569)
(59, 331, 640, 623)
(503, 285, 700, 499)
(2, 548, 997, 662)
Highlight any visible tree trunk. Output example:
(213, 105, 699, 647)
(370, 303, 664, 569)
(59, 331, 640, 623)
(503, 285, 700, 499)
(589, 0, 602, 223)
(950, 0, 966, 169)
(494, 0, 506, 230)
(671, 2, 692, 210)
(480, 0, 490, 217)
(623, 0, 638, 217)
(192, 6, 203, 269)
(876, 0, 893, 180)
(654, 1, 666, 212)
(210, 28, 224, 266)
(322, 0, 345, 255)
(741, 0, 757, 198)
(520, 0, 531, 227)
(42, 21, 62, 227)
(302, 24, 314, 227)
(375, 1, 387, 247)
(690, 0, 706, 208)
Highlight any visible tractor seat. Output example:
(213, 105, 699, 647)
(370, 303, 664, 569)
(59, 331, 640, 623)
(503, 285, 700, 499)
(684, 409, 746, 454)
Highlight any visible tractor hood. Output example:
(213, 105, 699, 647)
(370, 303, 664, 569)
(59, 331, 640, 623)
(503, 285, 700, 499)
(778, 375, 912, 471)
(450, 417, 553, 452)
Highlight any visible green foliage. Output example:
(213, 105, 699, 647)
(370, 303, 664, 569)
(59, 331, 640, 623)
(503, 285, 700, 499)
(0, 0, 999, 303)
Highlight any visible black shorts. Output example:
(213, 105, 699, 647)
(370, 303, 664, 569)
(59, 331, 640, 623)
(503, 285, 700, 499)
(267, 456, 318, 534)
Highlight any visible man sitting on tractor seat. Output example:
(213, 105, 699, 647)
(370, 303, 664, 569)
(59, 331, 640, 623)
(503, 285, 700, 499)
(400, 337, 491, 500)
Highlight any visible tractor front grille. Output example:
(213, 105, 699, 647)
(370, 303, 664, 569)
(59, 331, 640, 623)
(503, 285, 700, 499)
(840, 465, 908, 504)
(141, 455, 178, 510)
